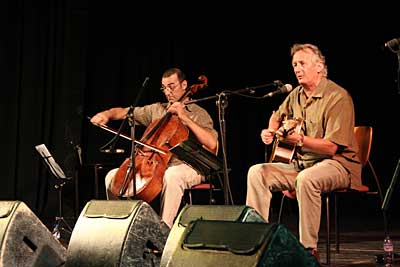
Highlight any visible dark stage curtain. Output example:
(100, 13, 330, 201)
(1, 1, 399, 226)
(0, 0, 90, 223)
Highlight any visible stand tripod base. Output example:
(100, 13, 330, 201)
(52, 216, 73, 242)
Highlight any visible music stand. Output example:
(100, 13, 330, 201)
(170, 138, 225, 203)
(35, 144, 73, 240)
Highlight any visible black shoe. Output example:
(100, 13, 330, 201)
(307, 248, 321, 265)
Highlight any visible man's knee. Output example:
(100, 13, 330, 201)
(104, 168, 118, 189)
(247, 164, 264, 183)
(295, 172, 318, 191)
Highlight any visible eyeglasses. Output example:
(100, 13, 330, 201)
(160, 81, 181, 92)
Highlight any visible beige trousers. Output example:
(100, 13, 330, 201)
(246, 159, 350, 249)
(105, 163, 203, 228)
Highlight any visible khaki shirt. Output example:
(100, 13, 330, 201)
(133, 102, 218, 166)
(274, 78, 362, 189)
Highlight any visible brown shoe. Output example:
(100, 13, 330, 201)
(307, 248, 321, 265)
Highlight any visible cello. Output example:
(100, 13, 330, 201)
(110, 75, 208, 202)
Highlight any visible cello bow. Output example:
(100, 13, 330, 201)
(88, 116, 167, 155)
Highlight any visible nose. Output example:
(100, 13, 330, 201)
(166, 89, 175, 97)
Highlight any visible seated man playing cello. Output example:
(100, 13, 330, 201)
(90, 67, 218, 228)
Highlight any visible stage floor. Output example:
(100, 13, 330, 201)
(277, 210, 400, 266)
(316, 229, 400, 266)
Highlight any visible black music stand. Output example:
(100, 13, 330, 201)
(35, 144, 73, 241)
(170, 138, 224, 203)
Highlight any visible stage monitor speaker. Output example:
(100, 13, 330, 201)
(0, 201, 67, 267)
(65, 199, 170, 267)
(161, 204, 319, 267)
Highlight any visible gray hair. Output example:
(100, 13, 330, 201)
(290, 43, 328, 77)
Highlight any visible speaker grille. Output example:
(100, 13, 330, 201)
(0, 201, 67, 267)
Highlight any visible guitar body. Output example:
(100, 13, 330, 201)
(269, 117, 303, 164)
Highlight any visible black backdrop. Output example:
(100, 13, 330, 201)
(1, 1, 399, 227)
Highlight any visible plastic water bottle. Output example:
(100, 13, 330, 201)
(383, 235, 394, 267)
(52, 223, 61, 239)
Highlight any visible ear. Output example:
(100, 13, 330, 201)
(181, 80, 188, 88)
(316, 62, 324, 73)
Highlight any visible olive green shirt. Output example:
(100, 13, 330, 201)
(274, 78, 362, 189)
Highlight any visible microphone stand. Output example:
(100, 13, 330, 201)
(383, 159, 400, 247)
(118, 105, 137, 197)
(185, 81, 282, 205)
(374, 158, 400, 264)
(397, 52, 400, 95)
(216, 93, 234, 205)
(386, 41, 400, 94)
(375, 46, 400, 264)
(381, 46, 400, 231)
(118, 77, 149, 198)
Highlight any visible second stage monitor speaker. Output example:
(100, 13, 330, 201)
(161, 204, 319, 267)
(65, 199, 170, 267)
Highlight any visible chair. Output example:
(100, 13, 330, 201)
(277, 126, 383, 266)
(184, 173, 223, 205)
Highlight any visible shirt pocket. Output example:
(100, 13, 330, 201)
(303, 118, 324, 138)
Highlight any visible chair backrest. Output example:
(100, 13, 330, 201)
(353, 126, 373, 167)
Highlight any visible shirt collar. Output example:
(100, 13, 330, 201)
(299, 77, 328, 99)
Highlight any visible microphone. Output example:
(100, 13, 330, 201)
(385, 38, 400, 53)
(142, 76, 150, 88)
(385, 38, 400, 49)
(263, 83, 293, 98)
(100, 148, 125, 154)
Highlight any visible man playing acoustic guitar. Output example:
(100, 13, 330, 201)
(246, 43, 361, 263)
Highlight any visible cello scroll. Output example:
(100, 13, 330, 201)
(189, 75, 208, 94)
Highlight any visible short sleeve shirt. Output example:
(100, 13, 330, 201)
(274, 78, 362, 189)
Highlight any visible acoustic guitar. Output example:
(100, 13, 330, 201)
(268, 117, 303, 164)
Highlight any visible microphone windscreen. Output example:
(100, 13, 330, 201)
(282, 84, 293, 93)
